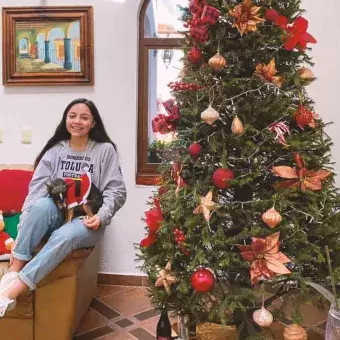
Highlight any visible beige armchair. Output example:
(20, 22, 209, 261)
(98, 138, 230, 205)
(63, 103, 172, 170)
(0, 164, 99, 340)
(0, 247, 99, 340)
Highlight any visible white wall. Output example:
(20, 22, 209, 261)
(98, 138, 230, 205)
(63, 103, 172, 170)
(0, 0, 152, 276)
(304, 0, 340, 180)
(0, 0, 338, 275)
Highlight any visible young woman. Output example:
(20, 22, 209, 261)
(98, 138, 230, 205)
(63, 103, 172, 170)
(0, 98, 127, 316)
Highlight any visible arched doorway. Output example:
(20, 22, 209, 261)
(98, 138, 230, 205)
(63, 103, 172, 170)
(18, 38, 29, 58)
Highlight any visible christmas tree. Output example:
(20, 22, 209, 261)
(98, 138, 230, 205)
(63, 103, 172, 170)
(138, 0, 340, 338)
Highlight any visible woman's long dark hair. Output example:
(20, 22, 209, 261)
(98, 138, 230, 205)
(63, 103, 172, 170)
(34, 98, 116, 169)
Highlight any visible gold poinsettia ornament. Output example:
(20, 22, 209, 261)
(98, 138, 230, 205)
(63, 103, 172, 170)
(193, 190, 217, 222)
(155, 261, 177, 295)
(254, 58, 283, 87)
(229, 0, 265, 36)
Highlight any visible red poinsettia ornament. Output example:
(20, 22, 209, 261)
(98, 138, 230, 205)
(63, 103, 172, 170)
(238, 232, 291, 285)
(140, 232, 157, 248)
(272, 153, 331, 191)
(283, 17, 317, 51)
(191, 268, 215, 292)
(145, 199, 163, 232)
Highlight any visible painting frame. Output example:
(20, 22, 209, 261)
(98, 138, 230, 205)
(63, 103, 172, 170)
(2, 6, 94, 86)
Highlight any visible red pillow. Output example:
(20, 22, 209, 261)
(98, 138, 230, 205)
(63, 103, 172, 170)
(0, 169, 33, 214)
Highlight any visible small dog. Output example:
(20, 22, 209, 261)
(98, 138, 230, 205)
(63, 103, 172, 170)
(46, 175, 103, 223)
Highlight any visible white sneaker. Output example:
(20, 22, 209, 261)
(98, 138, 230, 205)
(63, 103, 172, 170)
(0, 295, 15, 317)
(0, 272, 19, 292)
(0, 272, 18, 312)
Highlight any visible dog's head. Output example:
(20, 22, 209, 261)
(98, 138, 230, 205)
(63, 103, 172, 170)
(45, 178, 70, 210)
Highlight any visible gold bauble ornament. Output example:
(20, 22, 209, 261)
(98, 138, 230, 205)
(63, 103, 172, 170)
(298, 67, 314, 81)
(208, 52, 227, 71)
(283, 324, 307, 340)
(231, 116, 244, 135)
(253, 307, 273, 327)
(262, 207, 282, 228)
(201, 105, 220, 125)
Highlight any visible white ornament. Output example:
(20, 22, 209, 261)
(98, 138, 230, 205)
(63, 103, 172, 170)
(253, 307, 273, 327)
(201, 105, 220, 125)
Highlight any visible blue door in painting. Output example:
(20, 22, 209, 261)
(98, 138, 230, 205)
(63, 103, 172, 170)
(18, 38, 29, 58)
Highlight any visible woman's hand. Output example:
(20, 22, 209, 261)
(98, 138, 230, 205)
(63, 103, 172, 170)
(9, 240, 18, 266)
(83, 215, 102, 230)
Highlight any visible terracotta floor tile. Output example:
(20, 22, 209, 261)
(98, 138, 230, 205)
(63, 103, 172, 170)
(101, 287, 152, 317)
(91, 298, 121, 319)
(74, 326, 115, 340)
(129, 328, 155, 340)
(134, 308, 159, 321)
(98, 330, 136, 339)
(96, 285, 134, 298)
(139, 315, 159, 336)
(76, 308, 108, 334)
(74, 285, 328, 340)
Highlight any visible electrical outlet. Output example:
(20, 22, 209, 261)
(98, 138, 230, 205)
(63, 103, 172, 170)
(0, 127, 3, 143)
(21, 127, 32, 144)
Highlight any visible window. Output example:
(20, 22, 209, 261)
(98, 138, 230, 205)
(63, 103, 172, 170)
(137, 0, 185, 185)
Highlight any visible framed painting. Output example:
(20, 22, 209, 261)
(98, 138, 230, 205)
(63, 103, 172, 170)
(2, 6, 94, 86)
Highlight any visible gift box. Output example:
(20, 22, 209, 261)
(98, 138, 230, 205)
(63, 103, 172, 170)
(172, 322, 237, 339)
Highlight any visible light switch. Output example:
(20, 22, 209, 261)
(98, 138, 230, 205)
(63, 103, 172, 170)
(21, 127, 32, 144)
(0, 127, 3, 143)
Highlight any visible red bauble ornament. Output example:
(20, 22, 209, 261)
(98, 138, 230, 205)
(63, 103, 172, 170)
(265, 8, 279, 22)
(188, 46, 202, 64)
(188, 143, 202, 157)
(191, 268, 215, 292)
(212, 168, 234, 189)
(158, 186, 168, 195)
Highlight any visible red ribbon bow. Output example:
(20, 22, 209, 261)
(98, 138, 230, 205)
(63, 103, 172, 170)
(188, 0, 220, 43)
(284, 17, 317, 51)
(152, 99, 180, 134)
(265, 9, 316, 51)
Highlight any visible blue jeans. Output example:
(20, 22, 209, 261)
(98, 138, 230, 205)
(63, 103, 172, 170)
(12, 197, 105, 290)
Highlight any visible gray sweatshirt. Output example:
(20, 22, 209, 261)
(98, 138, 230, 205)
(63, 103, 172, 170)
(19, 140, 127, 229)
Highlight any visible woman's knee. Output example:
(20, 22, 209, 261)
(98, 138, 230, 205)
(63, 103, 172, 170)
(31, 197, 56, 212)
(50, 219, 102, 249)
(50, 220, 88, 244)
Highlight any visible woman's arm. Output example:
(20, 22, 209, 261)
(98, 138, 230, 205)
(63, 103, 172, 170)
(97, 144, 127, 227)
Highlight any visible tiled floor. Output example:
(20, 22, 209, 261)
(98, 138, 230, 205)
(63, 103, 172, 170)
(73, 285, 160, 340)
(74, 285, 326, 340)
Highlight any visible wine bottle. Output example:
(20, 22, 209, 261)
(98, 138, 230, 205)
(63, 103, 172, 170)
(156, 308, 172, 340)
